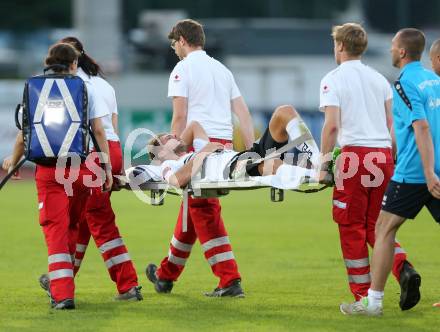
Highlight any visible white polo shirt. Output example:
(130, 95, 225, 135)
(319, 60, 392, 148)
(168, 50, 241, 140)
(85, 81, 107, 120)
(77, 68, 119, 141)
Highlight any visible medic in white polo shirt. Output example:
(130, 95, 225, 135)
(146, 19, 255, 298)
(318, 23, 417, 314)
(38, 37, 142, 302)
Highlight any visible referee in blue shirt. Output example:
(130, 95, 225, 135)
(347, 28, 440, 316)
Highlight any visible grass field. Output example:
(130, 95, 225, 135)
(1, 181, 440, 332)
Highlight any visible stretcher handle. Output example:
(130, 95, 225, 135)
(0, 158, 26, 190)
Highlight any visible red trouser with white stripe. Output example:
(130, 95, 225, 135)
(333, 146, 409, 300)
(73, 141, 138, 294)
(36, 164, 90, 302)
(157, 138, 241, 288)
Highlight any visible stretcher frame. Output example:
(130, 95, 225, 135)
(116, 132, 330, 231)
(117, 175, 328, 231)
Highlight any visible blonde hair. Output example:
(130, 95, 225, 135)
(332, 23, 368, 56)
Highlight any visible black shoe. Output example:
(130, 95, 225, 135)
(399, 261, 421, 311)
(51, 298, 75, 310)
(114, 286, 143, 301)
(204, 279, 245, 298)
(39, 273, 50, 292)
(146, 264, 173, 293)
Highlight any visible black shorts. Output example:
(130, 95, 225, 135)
(229, 127, 288, 177)
(249, 127, 287, 157)
(382, 180, 440, 222)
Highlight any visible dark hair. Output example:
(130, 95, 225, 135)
(397, 28, 425, 61)
(60, 36, 104, 77)
(45, 43, 79, 72)
(168, 19, 205, 48)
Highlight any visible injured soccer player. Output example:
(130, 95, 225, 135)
(146, 105, 320, 189)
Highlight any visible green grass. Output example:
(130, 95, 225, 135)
(1, 181, 440, 332)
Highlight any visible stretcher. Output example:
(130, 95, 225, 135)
(116, 163, 330, 232)
(117, 173, 328, 204)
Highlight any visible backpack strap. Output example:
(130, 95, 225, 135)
(15, 104, 22, 130)
(88, 127, 101, 154)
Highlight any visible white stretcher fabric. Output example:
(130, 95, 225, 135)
(125, 163, 318, 190)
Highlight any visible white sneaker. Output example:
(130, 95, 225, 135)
(340, 297, 383, 316)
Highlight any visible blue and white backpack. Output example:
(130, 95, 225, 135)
(0, 65, 95, 189)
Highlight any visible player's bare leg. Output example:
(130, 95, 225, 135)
(341, 211, 410, 316)
(371, 211, 407, 292)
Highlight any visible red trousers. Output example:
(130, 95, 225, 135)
(157, 138, 241, 288)
(36, 164, 90, 302)
(333, 146, 408, 300)
(73, 141, 138, 294)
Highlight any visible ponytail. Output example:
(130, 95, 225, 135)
(60, 36, 104, 77)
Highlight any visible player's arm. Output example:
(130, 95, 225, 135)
(90, 117, 112, 191)
(166, 142, 224, 188)
(385, 98, 397, 158)
(2, 131, 24, 172)
(413, 120, 440, 198)
(180, 121, 209, 146)
(318, 75, 340, 183)
(170, 96, 188, 137)
(231, 96, 255, 149)
(319, 106, 340, 181)
(111, 113, 119, 135)
(401, 79, 440, 198)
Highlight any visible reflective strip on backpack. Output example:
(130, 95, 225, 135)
(58, 122, 81, 157)
(34, 123, 55, 157)
(56, 79, 80, 121)
(33, 79, 54, 122)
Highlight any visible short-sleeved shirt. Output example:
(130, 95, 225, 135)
(319, 60, 392, 148)
(167, 50, 241, 140)
(77, 68, 119, 141)
(160, 150, 240, 183)
(391, 61, 440, 183)
(83, 79, 107, 121)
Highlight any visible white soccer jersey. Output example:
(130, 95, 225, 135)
(161, 150, 240, 183)
(319, 60, 392, 148)
(77, 68, 119, 141)
(168, 50, 241, 140)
